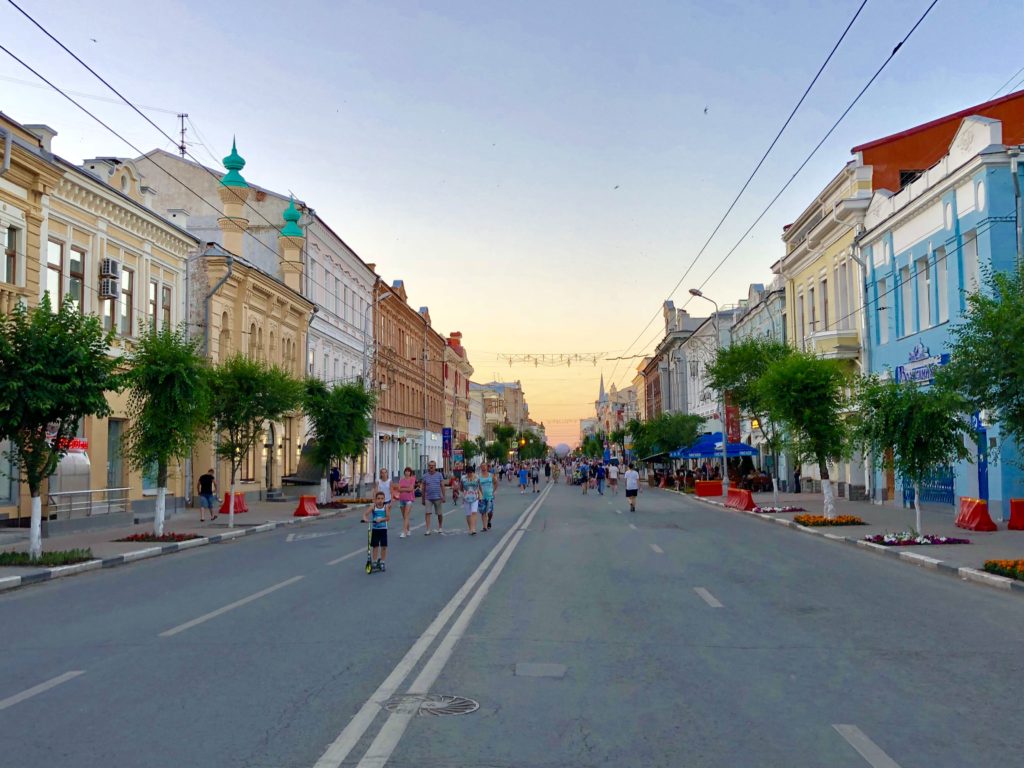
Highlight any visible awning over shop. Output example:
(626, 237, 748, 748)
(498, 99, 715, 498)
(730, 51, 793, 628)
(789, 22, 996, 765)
(670, 432, 760, 459)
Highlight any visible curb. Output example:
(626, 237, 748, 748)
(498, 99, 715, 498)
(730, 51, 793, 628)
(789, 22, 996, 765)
(668, 490, 1024, 596)
(0, 502, 368, 594)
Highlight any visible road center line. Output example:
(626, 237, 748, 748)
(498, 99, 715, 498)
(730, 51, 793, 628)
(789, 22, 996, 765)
(833, 725, 903, 768)
(694, 587, 723, 608)
(0, 671, 85, 711)
(355, 486, 549, 768)
(650, 544, 664, 554)
(313, 485, 552, 768)
(159, 576, 304, 637)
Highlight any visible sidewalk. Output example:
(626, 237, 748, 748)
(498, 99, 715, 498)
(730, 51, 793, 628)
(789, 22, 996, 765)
(675, 488, 1024, 592)
(0, 487, 369, 590)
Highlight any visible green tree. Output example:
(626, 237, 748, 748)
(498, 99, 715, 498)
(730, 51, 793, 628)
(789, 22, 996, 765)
(943, 263, 1024, 448)
(706, 337, 793, 501)
(458, 439, 480, 464)
(647, 412, 704, 457)
(492, 423, 516, 451)
(609, 427, 627, 459)
(0, 294, 121, 559)
(474, 435, 487, 456)
(625, 418, 651, 462)
(854, 376, 971, 533)
(303, 379, 376, 502)
(123, 326, 211, 536)
(758, 352, 850, 518)
(484, 441, 506, 463)
(209, 355, 303, 526)
(517, 431, 547, 460)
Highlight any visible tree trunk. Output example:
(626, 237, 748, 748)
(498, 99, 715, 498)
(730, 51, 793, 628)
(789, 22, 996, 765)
(771, 473, 779, 506)
(819, 459, 835, 519)
(228, 465, 237, 529)
(913, 481, 922, 535)
(153, 461, 168, 537)
(319, 475, 329, 505)
(29, 493, 42, 561)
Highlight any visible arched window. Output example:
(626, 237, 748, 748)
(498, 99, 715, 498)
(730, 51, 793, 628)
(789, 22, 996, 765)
(248, 322, 257, 359)
(257, 327, 264, 360)
(218, 311, 231, 360)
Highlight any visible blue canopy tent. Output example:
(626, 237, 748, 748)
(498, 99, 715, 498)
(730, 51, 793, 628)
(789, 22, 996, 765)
(669, 432, 759, 459)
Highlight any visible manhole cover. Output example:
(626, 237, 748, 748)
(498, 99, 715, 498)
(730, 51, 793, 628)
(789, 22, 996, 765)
(382, 694, 479, 716)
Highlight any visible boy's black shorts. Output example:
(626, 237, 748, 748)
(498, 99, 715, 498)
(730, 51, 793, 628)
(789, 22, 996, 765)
(625, 489, 638, 498)
(370, 529, 388, 547)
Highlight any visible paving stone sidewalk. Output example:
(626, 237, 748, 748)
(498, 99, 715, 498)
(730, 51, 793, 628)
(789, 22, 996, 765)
(0, 487, 369, 589)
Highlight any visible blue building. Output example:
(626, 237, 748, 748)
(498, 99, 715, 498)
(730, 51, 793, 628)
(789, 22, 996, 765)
(860, 115, 1023, 519)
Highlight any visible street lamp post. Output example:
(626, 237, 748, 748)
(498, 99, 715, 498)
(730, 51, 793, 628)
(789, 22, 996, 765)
(689, 288, 729, 495)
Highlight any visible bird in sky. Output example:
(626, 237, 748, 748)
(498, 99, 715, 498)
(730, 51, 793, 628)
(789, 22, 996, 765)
(704, 105, 709, 114)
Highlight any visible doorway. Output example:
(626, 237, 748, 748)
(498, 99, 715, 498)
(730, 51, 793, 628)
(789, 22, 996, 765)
(107, 419, 125, 489)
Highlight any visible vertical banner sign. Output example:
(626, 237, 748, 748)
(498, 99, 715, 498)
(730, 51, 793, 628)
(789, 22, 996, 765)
(442, 427, 452, 458)
(725, 391, 741, 444)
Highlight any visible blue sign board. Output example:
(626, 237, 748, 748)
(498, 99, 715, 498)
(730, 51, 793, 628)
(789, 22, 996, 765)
(894, 342, 949, 384)
(442, 427, 452, 457)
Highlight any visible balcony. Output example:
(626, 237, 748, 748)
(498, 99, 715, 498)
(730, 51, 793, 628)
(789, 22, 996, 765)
(0, 282, 31, 315)
(807, 328, 861, 360)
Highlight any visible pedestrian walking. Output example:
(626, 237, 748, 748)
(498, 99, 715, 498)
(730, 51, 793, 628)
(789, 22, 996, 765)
(462, 466, 481, 534)
(420, 460, 446, 535)
(197, 468, 218, 522)
(362, 491, 389, 572)
(478, 463, 496, 531)
(530, 463, 540, 493)
(544, 461, 551, 484)
(624, 463, 640, 512)
(608, 462, 619, 494)
(518, 464, 529, 494)
(397, 466, 416, 537)
(595, 462, 606, 495)
(377, 468, 394, 507)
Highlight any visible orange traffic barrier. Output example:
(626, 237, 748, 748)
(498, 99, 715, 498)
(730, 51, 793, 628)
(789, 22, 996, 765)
(955, 497, 997, 532)
(293, 495, 320, 517)
(218, 492, 248, 514)
(725, 487, 756, 510)
(1009, 499, 1024, 530)
(695, 480, 723, 497)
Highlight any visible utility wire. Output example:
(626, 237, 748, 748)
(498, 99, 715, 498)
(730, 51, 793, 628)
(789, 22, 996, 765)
(990, 66, 1024, 100)
(604, 0, 870, 388)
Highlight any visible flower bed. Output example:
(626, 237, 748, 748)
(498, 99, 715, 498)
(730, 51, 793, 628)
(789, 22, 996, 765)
(793, 514, 866, 526)
(752, 505, 805, 514)
(983, 559, 1024, 581)
(863, 532, 971, 546)
(114, 532, 202, 543)
(0, 548, 94, 567)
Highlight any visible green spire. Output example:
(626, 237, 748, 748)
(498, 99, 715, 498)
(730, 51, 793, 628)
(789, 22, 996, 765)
(221, 138, 248, 188)
(281, 196, 303, 237)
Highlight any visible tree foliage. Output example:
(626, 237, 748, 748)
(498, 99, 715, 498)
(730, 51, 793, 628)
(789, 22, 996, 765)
(208, 355, 303, 484)
(0, 294, 121, 496)
(943, 263, 1024, 447)
(123, 326, 210, 489)
(581, 433, 604, 458)
(484, 441, 506, 463)
(303, 379, 376, 477)
(517, 430, 547, 460)
(609, 427, 627, 456)
(626, 413, 703, 460)
(492, 423, 516, 450)
(458, 439, 479, 461)
(853, 376, 971, 530)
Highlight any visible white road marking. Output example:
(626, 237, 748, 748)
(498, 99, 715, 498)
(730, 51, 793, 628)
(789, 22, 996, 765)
(286, 531, 343, 542)
(833, 725, 903, 768)
(326, 549, 364, 566)
(616, 510, 622, 515)
(650, 544, 664, 554)
(628, 523, 638, 531)
(0, 671, 85, 711)
(355, 487, 549, 768)
(159, 576, 304, 637)
(694, 587, 723, 608)
(314, 485, 552, 768)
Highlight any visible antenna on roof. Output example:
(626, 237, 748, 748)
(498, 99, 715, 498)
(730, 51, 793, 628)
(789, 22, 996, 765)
(177, 113, 188, 158)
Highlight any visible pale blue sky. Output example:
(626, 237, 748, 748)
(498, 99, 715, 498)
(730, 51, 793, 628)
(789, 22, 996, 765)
(2, 0, 1021, 443)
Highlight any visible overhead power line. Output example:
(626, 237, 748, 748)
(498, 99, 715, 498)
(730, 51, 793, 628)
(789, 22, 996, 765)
(604, 0, 870, 387)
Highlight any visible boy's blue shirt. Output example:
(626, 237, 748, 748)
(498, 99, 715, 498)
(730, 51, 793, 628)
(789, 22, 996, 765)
(518, 469, 528, 482)
(371, 506, 388, 530)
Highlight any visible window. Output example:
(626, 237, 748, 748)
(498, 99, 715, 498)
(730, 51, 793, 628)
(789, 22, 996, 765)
(820, 278, 829, 331)
(935, 247, 949, 323)
(120, 267, 134, 336)
(837, 262, 850, 330)
(4, 226, 17, 284)
(876, 278, 889, 345)
(148, 280, 158, 329)
(46, 239, 64, 305)
(899, 170, 924, 189)
(69, 247, 85, 314)
(161, 285, 172, 329)
(808, 285, 816, 332)
(900, 266, 912, 336)
(324, 353, 330, 382)
(335, 278, 341, 316)
(915, 256, 930, 331)
(961, 231, 980, 300)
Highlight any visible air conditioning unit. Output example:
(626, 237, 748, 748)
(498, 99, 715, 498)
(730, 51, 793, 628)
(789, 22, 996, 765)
(99, 277, 119, 298)
(100, 258, 120, 278)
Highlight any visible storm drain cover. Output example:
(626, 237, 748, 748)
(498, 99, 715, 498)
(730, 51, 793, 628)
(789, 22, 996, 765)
(382, 694, 479, 716)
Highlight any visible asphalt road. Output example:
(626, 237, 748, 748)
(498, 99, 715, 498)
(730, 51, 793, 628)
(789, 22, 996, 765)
(2, 480, 1023, 767)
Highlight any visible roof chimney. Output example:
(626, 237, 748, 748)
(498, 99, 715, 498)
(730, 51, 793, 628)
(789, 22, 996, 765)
(24, 124, 57, 153)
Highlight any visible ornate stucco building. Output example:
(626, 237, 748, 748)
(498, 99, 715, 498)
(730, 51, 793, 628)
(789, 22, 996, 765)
(442, 331, 474, 469)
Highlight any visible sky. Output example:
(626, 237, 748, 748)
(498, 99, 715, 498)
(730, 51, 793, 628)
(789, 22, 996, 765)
(2, 0, 1022, 446)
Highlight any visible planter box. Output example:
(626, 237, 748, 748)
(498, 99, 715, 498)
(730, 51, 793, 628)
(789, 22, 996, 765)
(1010, 499, 1024, 530)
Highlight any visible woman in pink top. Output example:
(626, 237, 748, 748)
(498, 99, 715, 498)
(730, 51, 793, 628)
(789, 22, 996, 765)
(397, 466, 417, 538)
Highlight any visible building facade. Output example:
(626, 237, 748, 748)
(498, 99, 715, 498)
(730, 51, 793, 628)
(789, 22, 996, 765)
(442, 331, 474, 469)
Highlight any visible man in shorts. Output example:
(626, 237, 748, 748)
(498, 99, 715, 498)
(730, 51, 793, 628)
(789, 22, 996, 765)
(197, 468, 217, 522)
(420, 460, 446, 535)
(607, 462, 619, 494)
(624, 463, 641, 512)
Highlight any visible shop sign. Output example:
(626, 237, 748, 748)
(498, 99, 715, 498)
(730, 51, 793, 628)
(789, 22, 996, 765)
(895, 342, 949, 384)
(442, 427, 452, 457)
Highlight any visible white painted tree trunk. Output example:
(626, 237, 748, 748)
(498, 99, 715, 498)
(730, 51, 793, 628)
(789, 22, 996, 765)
(821, 477, 836, 519)
(29, 494, 42, 561)
(913, 481, 922, 534)
(772, 474, 779, 506)
(153, 487, 167, 537)
(319, 478, 329, 505)
(228, 482, 236, 529)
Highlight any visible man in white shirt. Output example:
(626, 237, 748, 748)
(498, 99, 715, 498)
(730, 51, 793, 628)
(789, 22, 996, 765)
(623, 463, 641, 512)
(607, 462, 620, 495)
